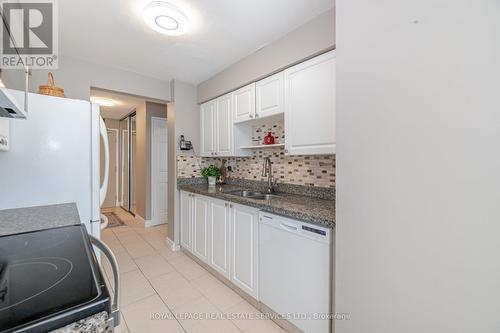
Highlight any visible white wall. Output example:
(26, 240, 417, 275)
(336, 1, 500, 332)
(167, 79, 200, 245)
(3, 56, 171, 101)
(197, 8, 335, 103)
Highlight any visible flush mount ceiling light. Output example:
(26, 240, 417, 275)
(90, 97, 115, 107)
(143, 1, 190, 36)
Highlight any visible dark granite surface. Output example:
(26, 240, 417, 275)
(50, 311, 109, 333)
(178, 177, 335, 200)
(0, 203, 81, 236)
(178, 183, 335, 228)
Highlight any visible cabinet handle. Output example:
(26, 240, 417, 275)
(255, 113, 259, 118)
(229, 204, 233, 208)
(285, 149, 289, 154)
(225, 203, 228, 207)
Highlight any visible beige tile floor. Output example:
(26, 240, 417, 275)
(100, 207, 285, 333)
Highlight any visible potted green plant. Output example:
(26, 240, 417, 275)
(201, 165, 221, 186)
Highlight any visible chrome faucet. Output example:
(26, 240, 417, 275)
(262, 157, 275, 193)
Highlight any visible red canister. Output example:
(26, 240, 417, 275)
(264, 132, 275, 145)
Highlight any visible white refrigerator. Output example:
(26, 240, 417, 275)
(0, 89, 109, 238)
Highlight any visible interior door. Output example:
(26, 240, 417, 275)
(120, 125, 129, 210)
(101, 128, 117, 208)
(152, 117, 168, 225)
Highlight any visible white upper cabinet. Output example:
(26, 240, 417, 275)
(200, 100, 215, 156)
(200, 93, 251, 157)
(215, 94, 233, 156)
(284, 51, 336, 155)
(255, 72, 284, 119)
(232, 83, 256, 123)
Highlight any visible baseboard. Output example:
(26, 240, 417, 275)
(148, 219, 167, 228)
(135, 214, 153, 227)
(166, 237, 180, 251)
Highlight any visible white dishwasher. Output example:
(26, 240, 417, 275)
(259, 212, 332, 333)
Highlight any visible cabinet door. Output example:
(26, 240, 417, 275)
(192, 195, 210, 263)
(180, 191, 192, 251)
(255, 72, 284, 119)
(209, 199, 231, 279)
(230, 204, 259, 299)
(200, 101, 215, 157)
(284, 51, 336, 155)
(232, 83, 256, 123)
(215, 94, 233, 156)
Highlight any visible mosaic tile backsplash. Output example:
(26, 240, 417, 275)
(177, 122, 335, 188)
(177, 153, 335, 188)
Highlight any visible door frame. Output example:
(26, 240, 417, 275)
(120, 128, 128, 207)
(107, 128, 119, 207)
(119, 111, 137, 215)
(151, 116, 168, 226)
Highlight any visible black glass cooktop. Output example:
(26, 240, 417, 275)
(0, 225, 110, 333)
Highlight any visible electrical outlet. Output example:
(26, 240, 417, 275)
(0, 118, 10, 151)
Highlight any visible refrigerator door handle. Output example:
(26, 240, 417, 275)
(99, 116, 109, 207)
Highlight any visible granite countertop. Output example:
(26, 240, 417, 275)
(0, 203, 81, 236)
(50, 311, 109, 333)
(178, 184, 335, 228)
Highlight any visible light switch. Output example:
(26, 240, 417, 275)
(0, 118, 9, 151)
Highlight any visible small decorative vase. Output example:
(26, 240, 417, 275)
(264, 132, 275, 145)
(208, 176, 217, 186)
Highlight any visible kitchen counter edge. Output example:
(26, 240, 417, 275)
(178, 184, 335, 228)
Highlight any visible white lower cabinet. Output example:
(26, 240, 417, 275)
(192, 195, 210, 263)
(209, 199, 231, 279)
(230, 203, 259, 299)
(180, 191, 259, 299)
(180, 191, 193, 250)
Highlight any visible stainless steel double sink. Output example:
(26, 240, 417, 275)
(225, 190, 280, 200)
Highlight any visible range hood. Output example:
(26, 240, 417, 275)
(0, 9, 29, 119)
(0, 87, 27, 119)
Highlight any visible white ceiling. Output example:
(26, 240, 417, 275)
(90, 89, 145, 119)
(59, 0, 334, 84)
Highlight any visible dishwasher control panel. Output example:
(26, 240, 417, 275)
(302, 225, 327, 236)
(259, 212, 331, 244)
